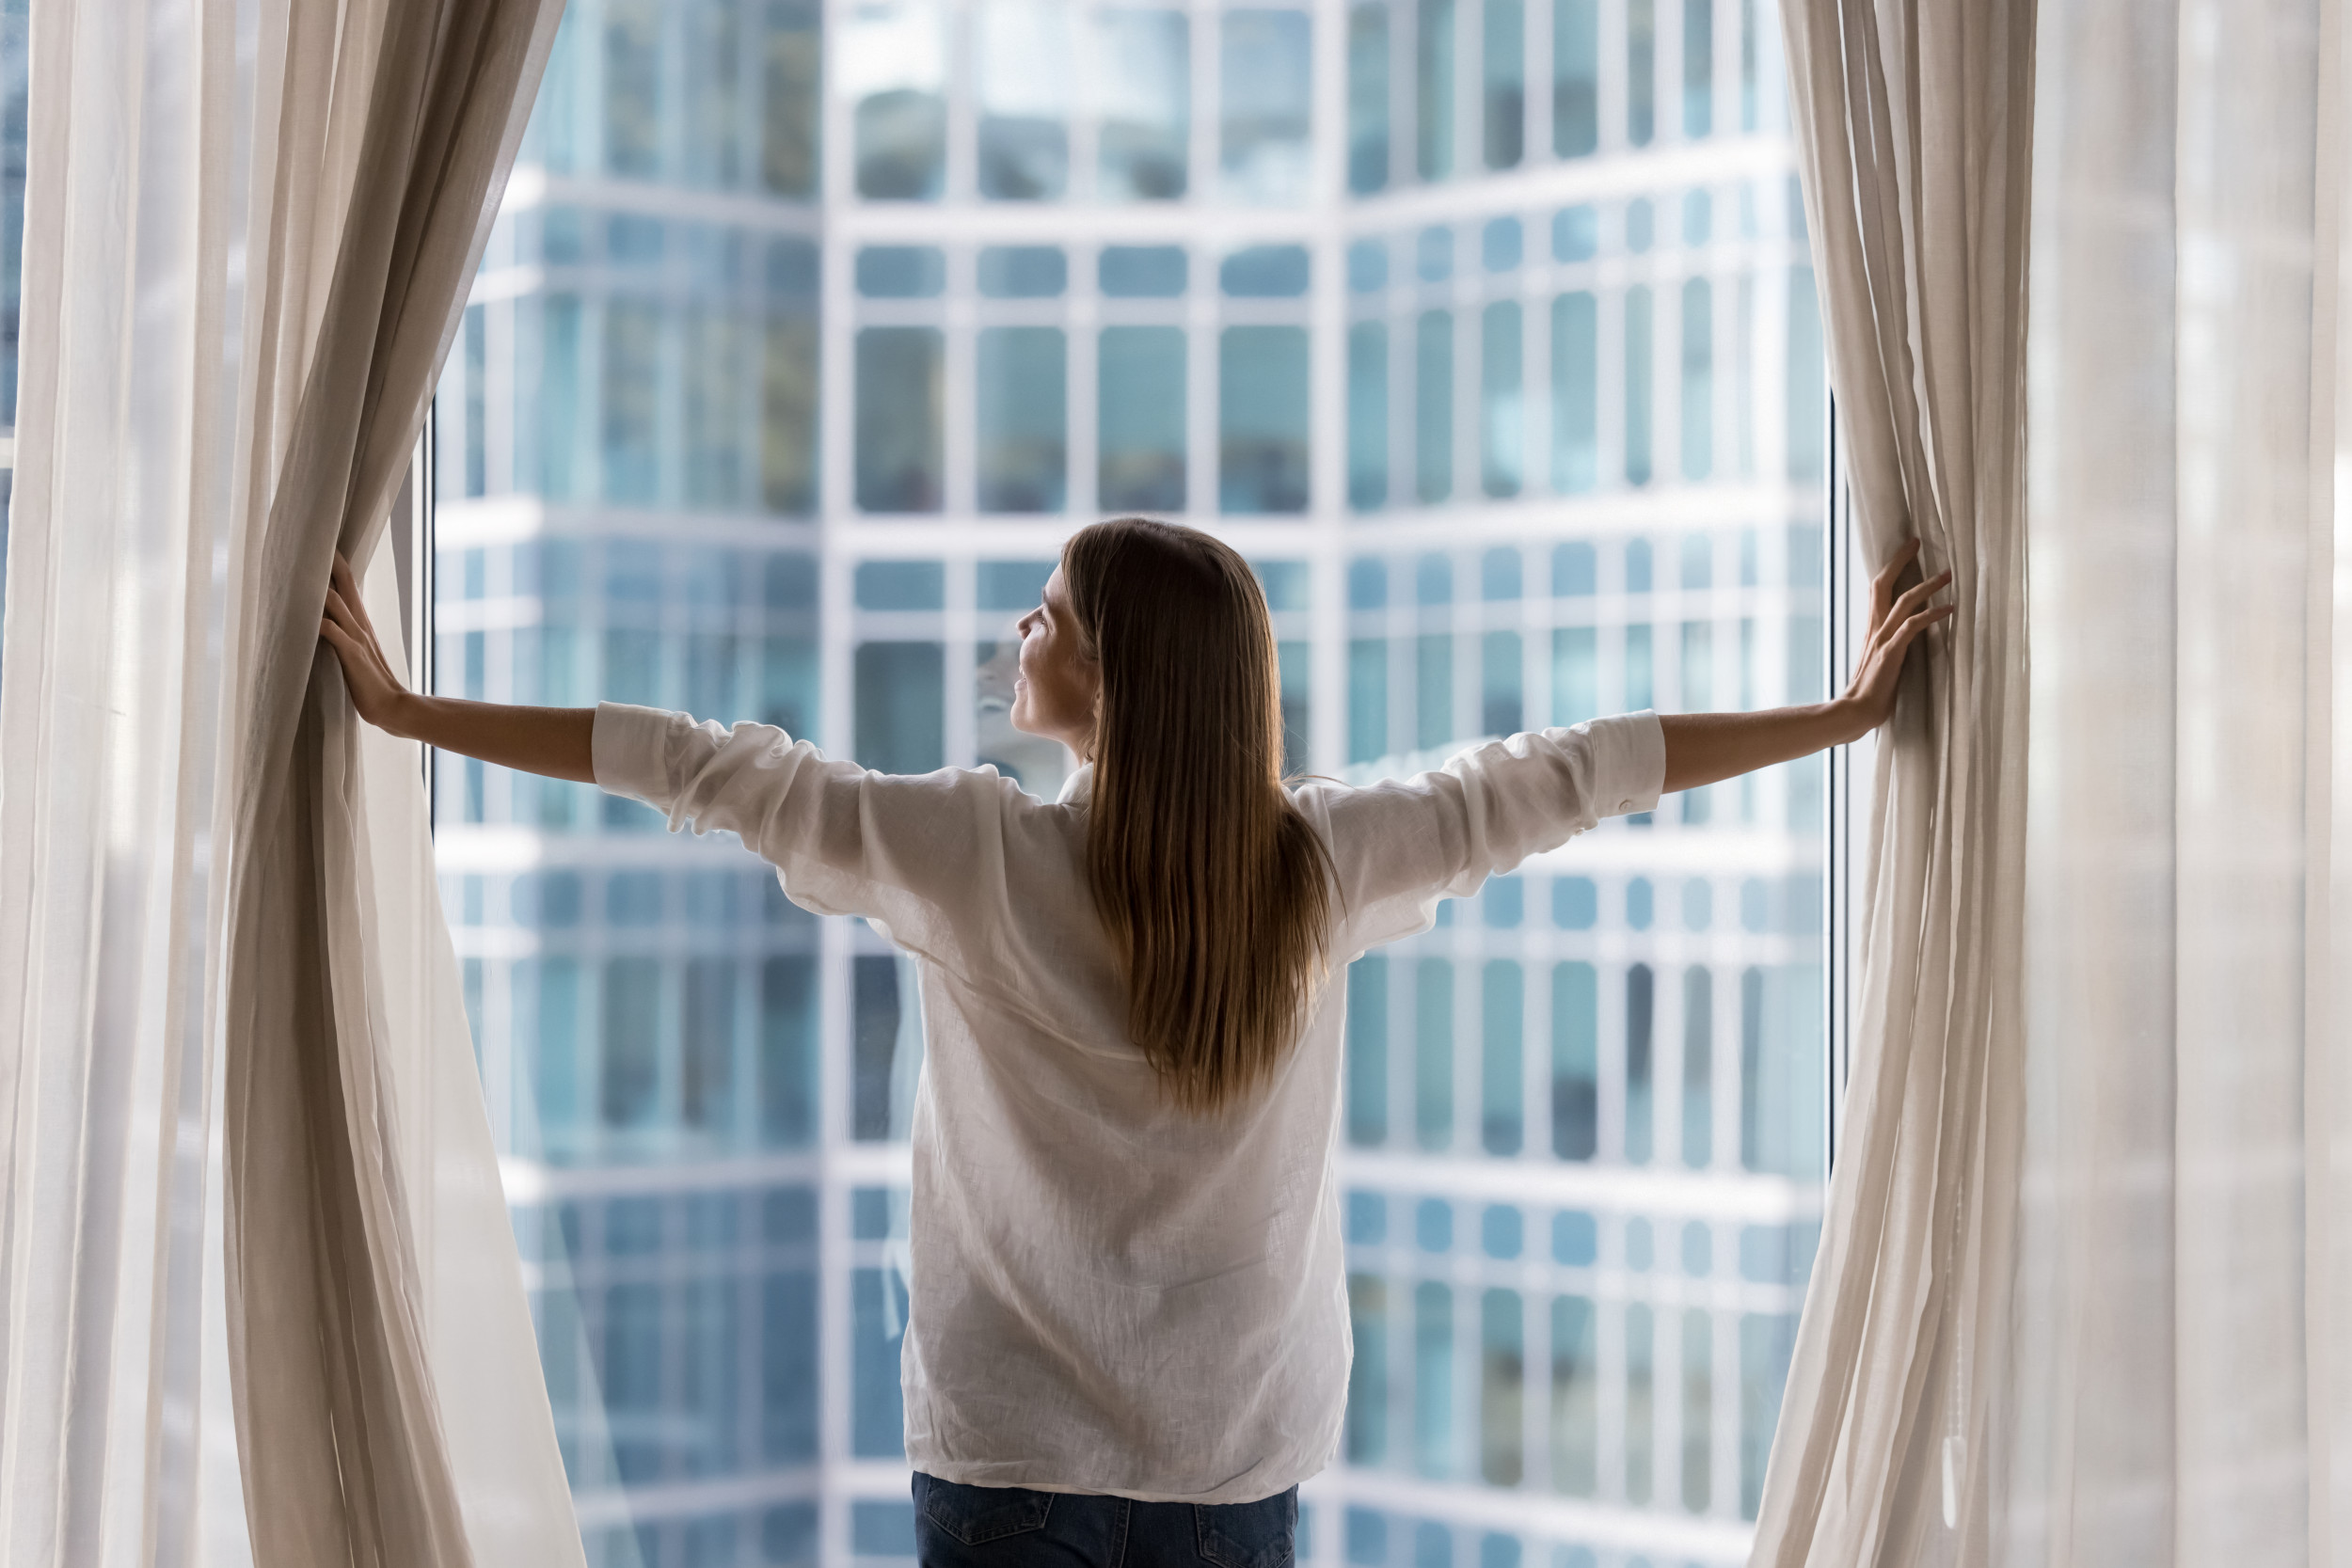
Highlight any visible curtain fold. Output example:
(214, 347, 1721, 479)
(0, 0, 576, 1563)
(2010, 0, 2352, 1560)
(1753, 1, 2037, 1562)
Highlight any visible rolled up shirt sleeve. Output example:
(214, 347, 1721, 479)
(1311, 710, 1666, 955)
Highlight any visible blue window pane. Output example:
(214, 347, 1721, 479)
(1626, 962, 1655, 1164)
(977, 325, 1068, 513)
(855, 245, 946, 297)
(1551, 961, 1597, 1158)
(1682, 277, 1714, 479)
(1481, 960, 1523, 1154)
(1481, 1532, 1524, 1568)
(1742, 1311, 1798, 1518)
(1415, 632, 1452, 750)
(1413, 1281, 1455, 1478)
(1221, 9, 1312, 203)
(1627, 195, 1656, 252)
(1683, 0, 1713, 137)
(1627, 0, 1656, 145)
(851, 1499, 917, 1555)
(1347, 957, 1391, 1146)
(1627, 1301, 1655, 1502)
(1221, 244, 1311, 296)
(854, 327, 944, 511)
(1684, 877, 1713, 929)
(1349, 237, 1391, 293)
(1683, 1220, 1713, 1276)
(763, 1504, 818, 1565)
(599, 957, 660, 1130)
(1098, 9, 1191, 199)
(604, 0, 660, 176)
(762, 957, 816, 1148)
(1348, 321, 1390, 511)
(852, 954, 904, 1142)
(1553, 0, 1597, 155)
(855, 561, 946, 610)
(1625, 284, 1655, 483)
(850, 1, 946, 198)
(1553, 876, 1597, 928)
(1788, 265, 1827, 478)
(977, 559, 1054, 611)
(1684, 966, 1713, 1166)
(1415, 310, 1453, 503)
(1347, 1190, 1389, 1244)
(1348, 4, 1391, 194)
(1416, 0, 1454, 179)
(1483, 216, 1523, 272)
(601, 301, 661, 504)
(1416, 225, 1454, 281)
(1552, 1210, 1597, 1265)
(1219, 325, 1310, 513)
(1627, 621, 1654, 709)
(604, 1281, 662, 1482)
(1480, 1291, 1523, 1484)
(851, 1186, 892, 1240)
(1099, 244, 1188, 296)
(1416, 1197, 1452, 1252)
(1099, 326, 1187, 510)
(1481, 301, 1523, 497)
(1349, 639, 1389, 763)
(1257, 560, 1311, 610)
(1484, 0, 1524, 169)
(1416, 551, 1453, 605)
(1551, 1294, 1597, 1493)
(1414, 959, 1453, 1150)
(761, 315, 819, 515)
(1482, 875, 1523, 927)
(977, 245, 1067, 296)
(1350, 557, 1390, 609)
(976, 0, 1071, 199)
(851, 1268, 908, 1456)
(853, 642, 945, 774)
(1551, 292, 1597, 492)
(1481, 1205, 1522, 1259)
(1684, 186, 1713, 245)
(1345, 1276, 1390, 1464)
(1347, 1508, 1389, 1565)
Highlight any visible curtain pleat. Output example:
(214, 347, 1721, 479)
(0, 0, 575, 1562)
(1752, 2, 2038, 1563)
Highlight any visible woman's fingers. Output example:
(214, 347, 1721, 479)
(332, 553, 381, 641)
(1863, 569, 1954, 657)
(1869, 539, 1924, 626)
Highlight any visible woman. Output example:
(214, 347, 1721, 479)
(321, 518, 1949, 1568)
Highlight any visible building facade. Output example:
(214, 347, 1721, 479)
(430, 1, 1828, 1562)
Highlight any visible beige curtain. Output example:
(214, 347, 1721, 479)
(0, 0, 577, 1563)
(1753, 1, 2037, 1562)
(2010, 0, 2352, 1560)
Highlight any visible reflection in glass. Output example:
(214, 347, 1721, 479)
(1683, 1307, 1712, 1510)
(1484, 0, 1523, 168)
(1480, 1290, 1524, 1484)
(975, 640, 1073, 799)
(1221, 9, 1312, 203)
(685, 1, 743, 187)
(762, 316, 819, 514)
(1347, 1276, 1390, 1461)
(977, 326, 1068, 512)
(1098, 325, 1186, 511)
(1626, 1301, 1655, 1503)
(1096, 9, 1189, 198)
(1628, 0, 1656, 145)
(1417, 0, 1454, 179)
(1552, 960, 1597, 1158)
(852, 642, 946, 773)
(1684, 965, 1713, 1165)
(1413, 1280, 1454, 1478)
(854, 327, 943, 511)
(1347, 957, 1390, 1145)
(1219, 325, 1310, 514)
(845, 0, 947, 198)
(1551, 1294, 1598, 1495)
(1348, 4, 1391, 194)
(603, 300, 661, 504)
(1481, 960, 1523, 1154)
(605, 0, 661, 178)
(977, 0, 1073, 198)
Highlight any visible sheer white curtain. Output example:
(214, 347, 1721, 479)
(1752, 1, 2037, 1561)
(0, 1, 579, 1562)
(2010, 0, 2352, 1560)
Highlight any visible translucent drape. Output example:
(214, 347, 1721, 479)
(0, 0, 578, 1561)
(2010, 0, 2352, 1560)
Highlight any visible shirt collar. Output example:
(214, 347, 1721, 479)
(1057, 763, 1094, 805)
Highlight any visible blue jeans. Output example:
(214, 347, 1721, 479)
(911, 1471, 1296, 1568)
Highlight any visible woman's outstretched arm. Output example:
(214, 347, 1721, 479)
(319, 552, 596, 783)
(1658, 539, 1953, 794)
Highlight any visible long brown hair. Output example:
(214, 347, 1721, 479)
(1062, 518, 1337, 1114)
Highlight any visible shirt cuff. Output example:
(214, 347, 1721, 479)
(1582, 710, 1666, 817)
(592, 702, 678, 805)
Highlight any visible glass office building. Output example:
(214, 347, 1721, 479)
(430, 0, 1828, 1561)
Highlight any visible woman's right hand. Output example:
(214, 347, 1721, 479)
(319, 551, 417, 737)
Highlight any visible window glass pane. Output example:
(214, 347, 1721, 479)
(1551, 961, 1597, 1158)
(854, 327, 943, 511)
(1417, 0, 1455, 180)
(853, 642, 945, 772)
(1625, 962, 1654, 1163)
(1348, 321, 1389, 511)
(1480, 1289, 1524, 1484)
(977, 0, 1073, 199)
(1348, 4, 1391, 194)
(1348, 958, 1391, 1145)
(602, 300, 662, 504)
(1551, 1295, 1597, 1494)
(1683, 1307, 1713, 1509)
(1219, 325, 1310, 514)
(1100, 244, 1189, 296)
(683, 310, 747, 508)
(1221, 10, 1311, 203)
(1221, 245, 1311, 296)
(1683, 0, 1713, 137)
(1683, 964, 1713, 1165)
(1682, 276, 1713, 479)
(684, 2, 744, 188)
(1480, 301, 1522, 497)
(1349, 638, 1389, 764)
(977, 245, 1067, 296)
(1483, 0, 1523, 168)
(1625, 284, 1655, 484)
(605, 0, 662, 178)
(1414, 957, 1453, 1149)
(1415, 309, 1453, 502)
(1347, 1276, 1390, 1461)
(856, 245, 946, 296)
(1099, 325, 1187, 510)
(847, 0, 947, 198)
(1554, 0, 1597, 155)
(851, 1267, 908, 1455)
(1627, 0, 1656, 146)
(1626, 1301, 1655, 1503)
(977, 326, 1068, 512)
(1096, 8, 1190, 198)
(1413, 1280, 1455, 1478)
(762, 0, 822, 196)
(1550, 291, 1597, 492)
(1480, 960, 1522, 1155)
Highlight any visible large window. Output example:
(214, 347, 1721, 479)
(431, 1, 1824, 1562)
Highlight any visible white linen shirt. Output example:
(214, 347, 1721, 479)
(592, 702, 1666, 1503)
